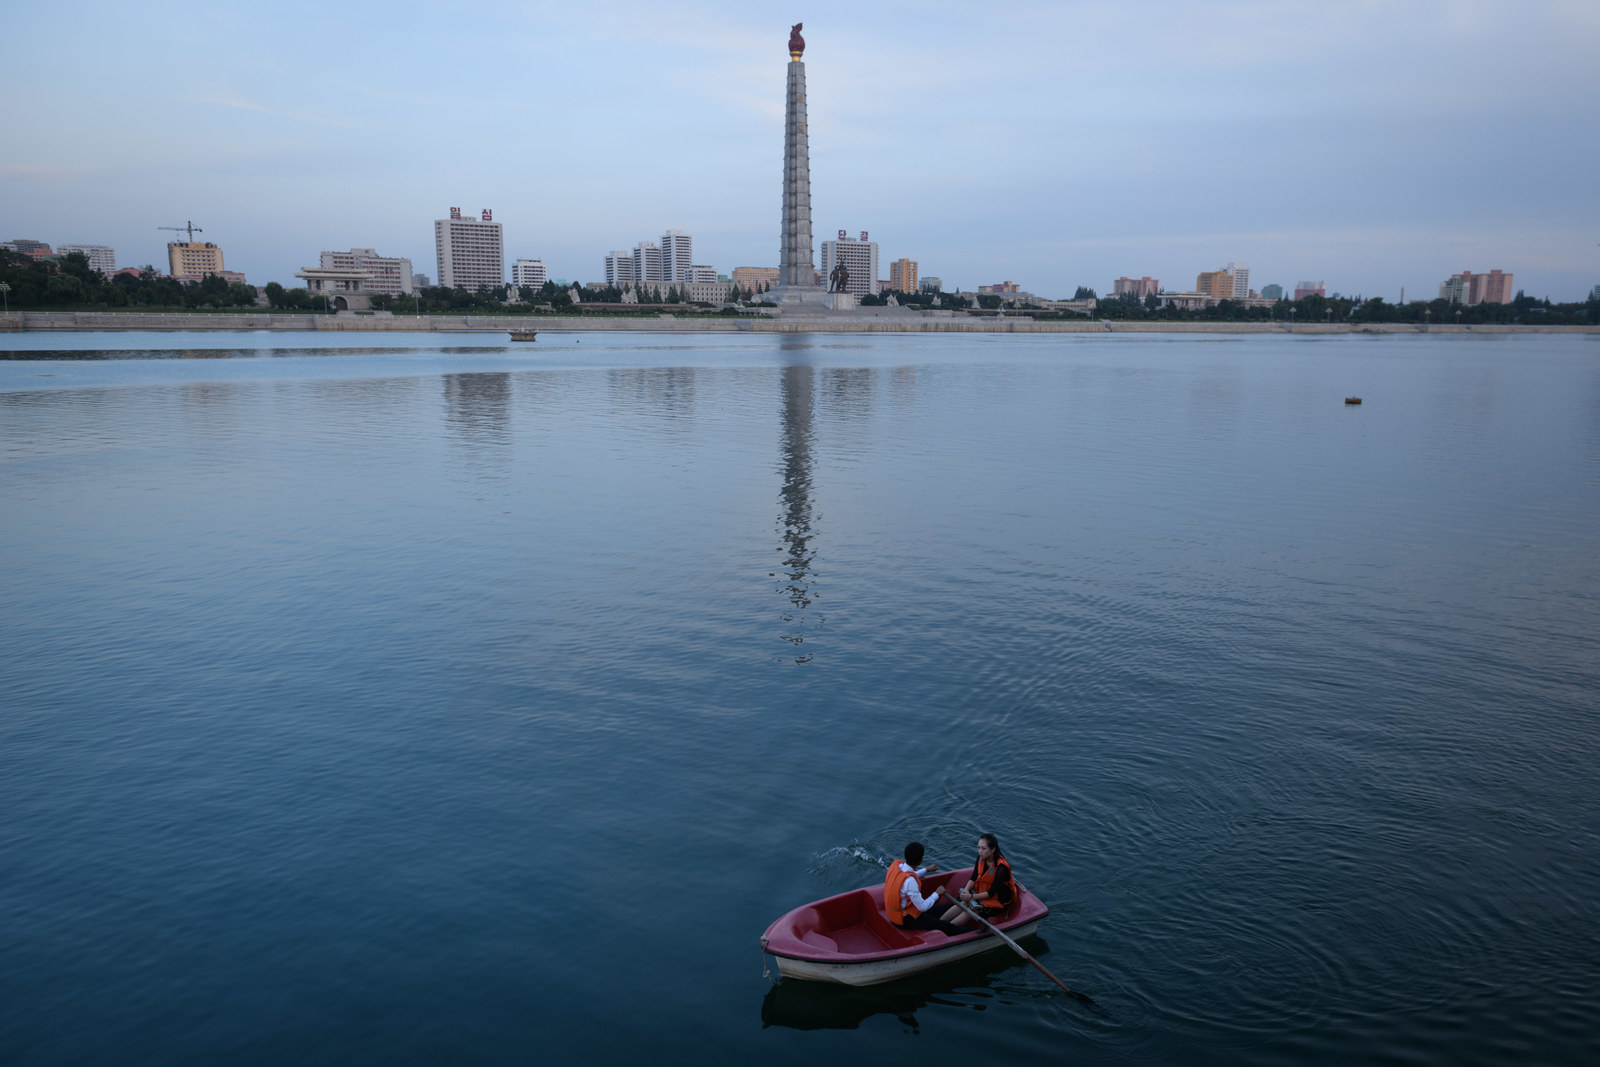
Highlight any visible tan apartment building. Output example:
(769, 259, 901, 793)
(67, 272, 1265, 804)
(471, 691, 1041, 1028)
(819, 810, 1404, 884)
(889, 258, 918, 293)
(168, 241, 224, 277)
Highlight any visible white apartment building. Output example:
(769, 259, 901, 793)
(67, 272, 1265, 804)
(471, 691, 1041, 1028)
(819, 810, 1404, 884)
(688, 264, 717, 283)
(320, 248, 414, 295)
(1223, 262, 1250, 299)
(434, 208, 504, 291)
(632, 241, 665, 284)
(660, 230, 693, 282)
(512, 259, 549, 289)
(819, 231, 879, 298)
(57, 244, 116, 274)
(605, 251, 636, 286)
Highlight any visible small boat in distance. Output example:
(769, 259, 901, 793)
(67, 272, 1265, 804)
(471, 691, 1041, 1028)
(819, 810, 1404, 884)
(509, 329, 537, 341)
(761, 866, 1049, 986)
(1345, 396, 1362, 404)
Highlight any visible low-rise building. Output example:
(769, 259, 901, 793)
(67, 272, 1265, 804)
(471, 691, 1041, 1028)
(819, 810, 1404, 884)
(1155, 291, 1220, 310)
(4, 238, 54, 260)
(294, 265, 371, 310)
(1113, 276, 1160, 299)
(512, 258, 549, 289)
(732, 266, 779, 293)
(979, 281, 1022, 294)
(320, 248, 414, 295)
(920, 277, 943, 293)
(619, 280, 734, 303)
(1293, 281, 1326, 300)
(176, 270, 248, 285)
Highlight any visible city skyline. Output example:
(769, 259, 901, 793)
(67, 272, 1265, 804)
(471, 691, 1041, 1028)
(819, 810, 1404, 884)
(3, 1, 1597, 300)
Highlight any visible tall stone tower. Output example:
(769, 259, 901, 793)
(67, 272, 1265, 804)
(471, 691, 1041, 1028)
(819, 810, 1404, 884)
(774, 23, 822, 304)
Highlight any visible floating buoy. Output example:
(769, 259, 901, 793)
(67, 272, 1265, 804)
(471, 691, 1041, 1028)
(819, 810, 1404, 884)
(1345, 397, 1362, 405)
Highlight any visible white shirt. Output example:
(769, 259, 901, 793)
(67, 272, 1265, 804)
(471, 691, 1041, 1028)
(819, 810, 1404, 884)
(894, 862, 940, 913)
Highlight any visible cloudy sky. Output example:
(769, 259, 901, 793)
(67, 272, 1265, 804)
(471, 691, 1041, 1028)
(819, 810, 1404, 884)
(4, 0, 1597, 300)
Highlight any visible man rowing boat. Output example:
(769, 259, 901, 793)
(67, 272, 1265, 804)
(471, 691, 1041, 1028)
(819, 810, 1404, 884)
(885, 841, 967, 935)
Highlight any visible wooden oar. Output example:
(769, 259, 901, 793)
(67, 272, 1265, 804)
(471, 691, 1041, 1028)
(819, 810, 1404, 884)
(937, 887, 1094, 1004)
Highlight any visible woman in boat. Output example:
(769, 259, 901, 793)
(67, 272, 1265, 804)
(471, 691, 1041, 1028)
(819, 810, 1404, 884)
(940, 832, 1015, 928)
(885, 842, 966, 935)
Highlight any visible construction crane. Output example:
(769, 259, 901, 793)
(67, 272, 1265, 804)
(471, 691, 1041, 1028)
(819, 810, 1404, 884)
(158, 221, 204, 244)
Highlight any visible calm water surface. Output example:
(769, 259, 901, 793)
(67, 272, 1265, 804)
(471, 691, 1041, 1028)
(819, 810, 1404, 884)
(3, 330, 1598, 1064)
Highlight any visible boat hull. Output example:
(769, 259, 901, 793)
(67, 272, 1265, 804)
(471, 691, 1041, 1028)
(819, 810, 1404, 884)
(772, 918, 1042, 986)
(762, 866, 1050, 987)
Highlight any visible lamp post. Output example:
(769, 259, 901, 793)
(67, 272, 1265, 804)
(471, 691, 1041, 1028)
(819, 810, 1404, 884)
(0, 282, 10, 316)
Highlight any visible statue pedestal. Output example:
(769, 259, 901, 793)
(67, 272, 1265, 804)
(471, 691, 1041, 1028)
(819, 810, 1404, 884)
(825, 292, 857, 311)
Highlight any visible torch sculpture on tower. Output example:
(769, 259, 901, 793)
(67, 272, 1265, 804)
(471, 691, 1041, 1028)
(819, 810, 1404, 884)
(772, 22, 825, 307)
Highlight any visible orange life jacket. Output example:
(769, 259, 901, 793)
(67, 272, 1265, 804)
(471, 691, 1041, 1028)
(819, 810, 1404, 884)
(884, 863, 925, 924)
(972, 856, 1013, 910)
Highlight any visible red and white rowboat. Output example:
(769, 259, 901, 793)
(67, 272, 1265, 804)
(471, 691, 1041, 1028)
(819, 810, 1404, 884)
(760, 866, 1050, 986)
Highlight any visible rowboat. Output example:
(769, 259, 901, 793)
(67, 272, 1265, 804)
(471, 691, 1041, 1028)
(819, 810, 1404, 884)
(760, 866, 1049, 986)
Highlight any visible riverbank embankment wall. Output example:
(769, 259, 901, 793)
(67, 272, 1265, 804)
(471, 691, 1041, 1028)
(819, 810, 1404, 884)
(3, 311, 1595, 335)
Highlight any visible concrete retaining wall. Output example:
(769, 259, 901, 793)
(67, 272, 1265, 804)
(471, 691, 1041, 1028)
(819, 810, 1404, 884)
(8, 311, 1596, 335)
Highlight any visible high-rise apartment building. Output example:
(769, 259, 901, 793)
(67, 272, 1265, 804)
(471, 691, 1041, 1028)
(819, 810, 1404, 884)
(889, 258, 918, 293)
(57, 244, 116, 274)
(605, 251, 637, 285)
(819, 231, 878, 297)
(1197, 264, 1249, 300)
(1261, 284, 1284, 300)
(512, 259, 549, 289)
(660, 230, 693, 283)
(1224, 262, 1250, 299)
(320, 248, 414, 295)
(4, 238, 54, 260)
(920, 277, 943, 292)
(1438, 269, 1514, 305)
(1113, 276, 1161, 299)
(168, 241, 224, 277)
(632, 242, 665, 284)
(434, 207, 504, 291)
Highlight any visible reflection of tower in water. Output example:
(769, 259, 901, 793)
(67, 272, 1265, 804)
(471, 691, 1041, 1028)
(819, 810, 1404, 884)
(775, 364, 820, 662)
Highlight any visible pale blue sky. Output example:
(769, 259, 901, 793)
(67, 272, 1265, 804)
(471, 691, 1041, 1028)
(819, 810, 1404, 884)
(4, 0, 1597, 300)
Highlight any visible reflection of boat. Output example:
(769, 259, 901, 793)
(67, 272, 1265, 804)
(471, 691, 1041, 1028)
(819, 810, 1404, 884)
(760, 867, 1049, 986)
(760, 946, 1036, 1031)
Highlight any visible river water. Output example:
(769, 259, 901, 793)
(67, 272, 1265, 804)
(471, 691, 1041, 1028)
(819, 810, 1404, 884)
(2, 330, 1597, 1064)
